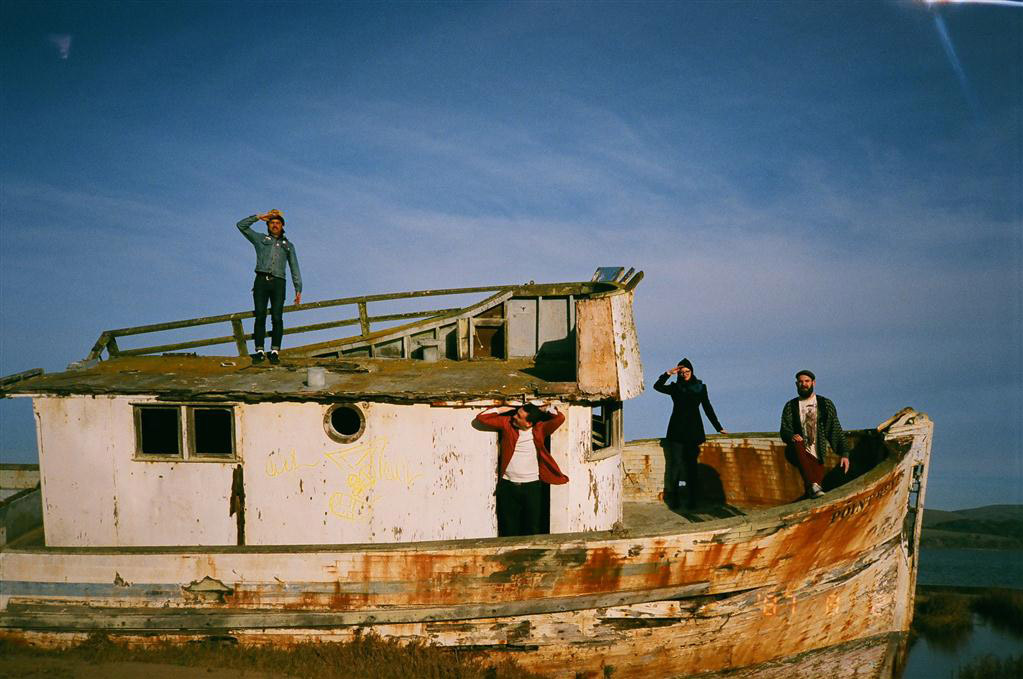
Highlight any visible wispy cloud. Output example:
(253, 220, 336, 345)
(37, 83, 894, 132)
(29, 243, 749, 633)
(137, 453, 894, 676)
(47, 33, 71, 60)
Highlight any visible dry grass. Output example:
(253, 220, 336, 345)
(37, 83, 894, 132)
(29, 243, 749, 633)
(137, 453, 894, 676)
(957, 654, 1023, 679)
(971, 588, 1023, 637)
(0, 633, 549, 679)
(913, 591, 974, 644)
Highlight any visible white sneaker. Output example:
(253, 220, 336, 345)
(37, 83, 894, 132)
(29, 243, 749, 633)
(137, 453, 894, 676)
(811, 483, 825, 498)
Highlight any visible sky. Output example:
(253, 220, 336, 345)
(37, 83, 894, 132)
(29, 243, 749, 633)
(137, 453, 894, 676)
(1, 0, 1020, 511)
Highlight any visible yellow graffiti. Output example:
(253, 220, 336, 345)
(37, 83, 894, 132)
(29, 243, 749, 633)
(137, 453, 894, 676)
(324, 438, 423, 492)
(323, 437, 423, 522)
(262, 437, 424, 523)
(264, 449, 321, 478)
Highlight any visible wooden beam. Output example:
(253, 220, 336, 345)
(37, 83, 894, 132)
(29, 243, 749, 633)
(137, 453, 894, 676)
(85, 332, 112, 361)
(0, 368, 44, 387)
(1, 582, 710, 631)
(231, 319, 248, 357)
(358, 302, 370, 337)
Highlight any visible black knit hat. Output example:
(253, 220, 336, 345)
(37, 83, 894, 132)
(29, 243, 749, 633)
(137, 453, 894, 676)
(796, 369, 816, 381)
(677, 358, 694, 371)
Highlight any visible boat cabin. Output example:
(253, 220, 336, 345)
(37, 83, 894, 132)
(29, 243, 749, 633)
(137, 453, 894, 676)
(0, 268, 644, 548)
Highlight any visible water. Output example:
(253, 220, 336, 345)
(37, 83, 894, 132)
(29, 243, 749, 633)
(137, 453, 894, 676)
(902, 617, 1023, 679)
(917, 548, 1023, 589)
(900, 548, 1023, 679)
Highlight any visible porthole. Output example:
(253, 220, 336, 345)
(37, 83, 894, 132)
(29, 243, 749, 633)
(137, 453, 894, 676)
(324, 404, 365, 443)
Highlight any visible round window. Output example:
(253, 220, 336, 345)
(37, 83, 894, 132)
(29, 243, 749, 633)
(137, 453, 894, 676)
(324, 404, 365, 443)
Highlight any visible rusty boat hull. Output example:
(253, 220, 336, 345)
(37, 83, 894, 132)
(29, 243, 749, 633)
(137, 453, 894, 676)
(0, 409, 932, 679)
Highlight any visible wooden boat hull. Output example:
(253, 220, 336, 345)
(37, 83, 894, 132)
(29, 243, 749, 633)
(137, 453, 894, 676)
(0, 410, 932, 679)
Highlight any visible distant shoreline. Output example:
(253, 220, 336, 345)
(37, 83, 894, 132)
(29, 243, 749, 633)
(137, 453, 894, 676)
(920, 504, 1023, 550)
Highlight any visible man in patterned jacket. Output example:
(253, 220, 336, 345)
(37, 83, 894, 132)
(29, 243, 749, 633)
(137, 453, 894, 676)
(780, 370, 849, 498)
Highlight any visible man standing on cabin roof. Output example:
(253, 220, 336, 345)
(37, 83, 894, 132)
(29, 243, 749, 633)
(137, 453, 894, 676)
(780, 370, 849, 499)
(236, 210, 302, 364)
(474, 402, 568, 537)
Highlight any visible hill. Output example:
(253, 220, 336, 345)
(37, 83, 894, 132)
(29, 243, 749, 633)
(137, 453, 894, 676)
(920, 504, 1023, 550)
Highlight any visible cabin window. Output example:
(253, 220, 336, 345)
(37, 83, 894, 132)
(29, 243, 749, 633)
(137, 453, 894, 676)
(133, 404, 236, 461)
(325, 404, 366, 443)
(136, 406, 181, 456)
(190, 407, 235, 457)
(589, 400, 622, 460)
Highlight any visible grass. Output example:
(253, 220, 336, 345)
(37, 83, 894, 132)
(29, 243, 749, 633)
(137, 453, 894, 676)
(0, 632, 548, 679)
(957, 654, 1023, 679)
(971, 588, 1023, 637)
(912, 586, 1023, 653)
(913, 591, 974, 649)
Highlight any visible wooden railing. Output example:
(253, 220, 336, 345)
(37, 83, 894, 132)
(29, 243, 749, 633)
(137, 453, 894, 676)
(85, 285, 518, 361)
(84, 269, 644, 362)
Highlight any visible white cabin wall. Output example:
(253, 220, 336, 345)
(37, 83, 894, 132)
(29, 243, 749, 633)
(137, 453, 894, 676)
(33, 397, 620, 547)
(242, 402, 499, 545)
(549, 405, 622, 533)
(33, 396, 237, 547)
(610, 291, 644, 400)
(34, 397, 118, 547)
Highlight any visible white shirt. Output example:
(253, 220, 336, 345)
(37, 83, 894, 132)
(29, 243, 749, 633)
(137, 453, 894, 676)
(798, 394, 819, 460)
(503, 428, 540, 482)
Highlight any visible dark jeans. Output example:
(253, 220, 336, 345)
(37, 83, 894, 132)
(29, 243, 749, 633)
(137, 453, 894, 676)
(496, 478, 547, 537)
(666, 441, 701, 508)
(252, 273, 286, 350)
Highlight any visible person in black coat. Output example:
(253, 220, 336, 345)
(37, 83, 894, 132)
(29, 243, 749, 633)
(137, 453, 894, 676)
(653, 358, 727, 509)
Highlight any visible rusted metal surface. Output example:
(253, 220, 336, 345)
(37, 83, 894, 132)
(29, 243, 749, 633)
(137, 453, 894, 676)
(623, 431, 890, 508)
(0, 411, 932, 678)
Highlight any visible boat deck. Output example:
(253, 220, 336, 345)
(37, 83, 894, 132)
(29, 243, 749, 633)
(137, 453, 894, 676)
(4, 500, 750, 551)
(623, 500, 749, 530)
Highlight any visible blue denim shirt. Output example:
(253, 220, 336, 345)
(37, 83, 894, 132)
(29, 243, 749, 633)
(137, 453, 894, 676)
(236, 216, 302, 293)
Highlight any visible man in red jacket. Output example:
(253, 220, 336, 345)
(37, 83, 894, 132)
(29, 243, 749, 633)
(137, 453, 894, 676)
(474, 403, 568, 537)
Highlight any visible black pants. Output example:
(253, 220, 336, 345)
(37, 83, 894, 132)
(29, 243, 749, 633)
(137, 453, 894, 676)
(496, 479, 548, 537)
(252, 273, 286, 350)
(666, 441, 701, 508)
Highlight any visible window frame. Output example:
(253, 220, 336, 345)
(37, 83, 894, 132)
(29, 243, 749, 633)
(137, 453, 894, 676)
(187, 405, 237, 460)
(588, 400, 623, 461)
(132, 403, 238, 462)
(323, 403, 366, 444)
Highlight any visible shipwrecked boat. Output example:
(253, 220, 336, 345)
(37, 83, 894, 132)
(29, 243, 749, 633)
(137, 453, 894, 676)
(0, 268, 932, 679)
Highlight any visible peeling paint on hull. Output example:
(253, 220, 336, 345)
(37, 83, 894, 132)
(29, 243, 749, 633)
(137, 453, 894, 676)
(0, 411, 932, 679)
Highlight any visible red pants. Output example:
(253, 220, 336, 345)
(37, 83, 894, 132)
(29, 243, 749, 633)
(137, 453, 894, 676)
(794, 440, 824, 487)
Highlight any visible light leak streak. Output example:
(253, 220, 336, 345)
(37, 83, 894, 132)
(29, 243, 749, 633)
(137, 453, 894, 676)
(929, 11, 981, 115)
(925, 0, 1023, 6)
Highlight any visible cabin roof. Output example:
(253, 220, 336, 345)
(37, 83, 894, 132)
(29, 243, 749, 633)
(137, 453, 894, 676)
(0, 354, 594, 404)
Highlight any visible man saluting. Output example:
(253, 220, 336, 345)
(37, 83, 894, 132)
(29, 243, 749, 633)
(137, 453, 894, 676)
(474, 402, 568, 537)
(236, 210, 302, 364)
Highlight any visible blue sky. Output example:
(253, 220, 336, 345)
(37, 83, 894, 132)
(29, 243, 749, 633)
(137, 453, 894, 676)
(1, 1, 1020, 510)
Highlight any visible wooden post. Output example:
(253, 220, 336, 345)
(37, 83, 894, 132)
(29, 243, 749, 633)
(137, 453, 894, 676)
(231, 319, 248, 357)
(105, 336, 121, 357)
(457, 318, 470, 360)
(358, 302, 370, 337)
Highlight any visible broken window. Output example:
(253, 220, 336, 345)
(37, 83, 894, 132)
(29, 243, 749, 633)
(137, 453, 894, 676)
(590, 400, 622, 457)
(136, 406, 181, 456)
(191, 407, 234, 457)
(325, 403, 366, 443)
(133, 404, 236, 461)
